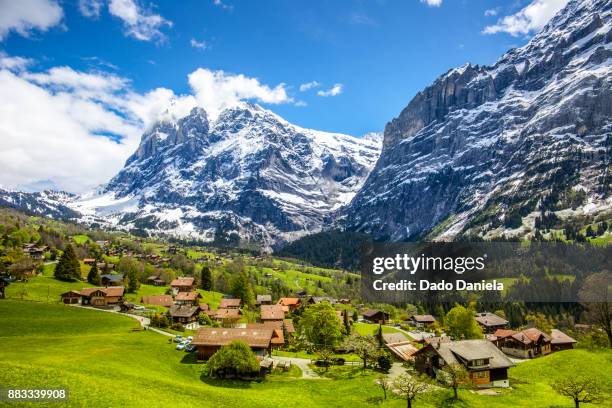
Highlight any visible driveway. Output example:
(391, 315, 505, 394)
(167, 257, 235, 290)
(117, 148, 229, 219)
(270, 356, 322, 379)
(71, 304, 174, 337)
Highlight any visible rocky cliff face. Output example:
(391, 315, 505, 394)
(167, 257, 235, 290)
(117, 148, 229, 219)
(342, 0, 612, 240)
(72, 103, 381, 249)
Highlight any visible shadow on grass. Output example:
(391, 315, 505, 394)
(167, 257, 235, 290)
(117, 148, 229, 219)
(179, 353, 199, 364)
(365, 396, 384, 405)
(199, 373, 256, 389)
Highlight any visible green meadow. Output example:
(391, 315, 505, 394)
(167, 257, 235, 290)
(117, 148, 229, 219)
(2, 301, 610, 407)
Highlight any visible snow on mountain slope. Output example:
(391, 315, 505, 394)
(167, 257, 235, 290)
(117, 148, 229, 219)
(70, 102, 381, 249)
(342, 0, 612, 241)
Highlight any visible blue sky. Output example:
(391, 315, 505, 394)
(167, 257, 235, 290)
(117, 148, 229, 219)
(0, 0, 569, 192)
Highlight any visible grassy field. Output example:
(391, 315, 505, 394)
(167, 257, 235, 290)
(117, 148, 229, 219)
(0, 300, 610, 407)
(352, 322, 404, 336)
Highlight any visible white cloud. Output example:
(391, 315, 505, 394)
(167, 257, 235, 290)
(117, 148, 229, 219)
(107, 0, 172, 42)
(0, 56, 297, 192)
(78, 0, 104, 18)
(420, 0, 442, 7)
(483, 0, 569, 37)
(213, 0, 233, 11)
(188, 68, 292, 119)
(0, 0, 63, 40)
(317, 84, 343, 97)
(299, 81, 321, 92)
(484, 9, 498, 17)
(0, 52, 33, 71)
(190, 38, 207, 49)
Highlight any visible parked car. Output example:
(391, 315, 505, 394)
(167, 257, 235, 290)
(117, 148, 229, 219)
(186, 336, 193, 342)
(176, 341, 188, 350)
(174, 335, 183, 343)
(133, 305, 145, 311)
(185, 344, 196, 352)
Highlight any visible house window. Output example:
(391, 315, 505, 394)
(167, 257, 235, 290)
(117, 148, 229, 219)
(473, 371, 488, 379)
(472, 359, 488, 367)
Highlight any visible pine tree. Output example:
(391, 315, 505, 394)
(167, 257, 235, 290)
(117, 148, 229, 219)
(54, 244, 81, 281)
(87, 261, 101, 285)
(201, 266, 213, 291)
(231, 271, 255, 309)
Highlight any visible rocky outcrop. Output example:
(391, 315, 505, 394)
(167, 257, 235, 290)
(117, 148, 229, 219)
(342, 0, 612, 240)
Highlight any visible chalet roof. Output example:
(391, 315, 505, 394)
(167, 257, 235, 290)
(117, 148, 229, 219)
(511, 328, 551, 345)
(363, 309, 389, 318)
(410, 314, 436, 323)
(246, 323, 284, 345)
(175, 291, 202, 301)
(256, 295, 272, 303)
(193, 327, 274, 348)
(168, 305, 200, 318)
(140, 295, 173, 307)
(219, 298, 241, 308)
(278, 297, 300, 306)
(284, 319, 295, 334)
(213, 308, 241, 319)
(418, 340, 513, 370)
(386, 341, 419, 361)
(307, 296, 337, 304)
(60, 290, 81, 297)
(493, 329, 517, 339)
(383, 333, 408, 344)
(146, 275, 160, 280)
(80, 287, 125, 297)
(550, 329, 577, 345)
(100, 274, 123, 282)
(475, 312, 508, 327)
(170, 277, 194, 287)
(423, 336, 452, 346)
(260, 304, 285, 320)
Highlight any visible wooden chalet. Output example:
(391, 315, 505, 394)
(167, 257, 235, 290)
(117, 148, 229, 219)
(80, 287, 125, 306)
(60, 290, 82, 304)
(256, 294, 272, 305)
(550, 329, 577, 351)
(168, 305, 200, 324)
(260, 304, 285, 322)
(100, 274, 123, 287)
(209, 308, 242, 327)
(175, 291, 202, 306)
(219, 298, 242, 309)
(407, 314, 437, 328)
(140, 295, 174, 307)
(146, 275, 165, 286)
(22, 244, 48, 260)
(474, 312, 508, 333)
(277, 297, 301, 312)
(493, 327, 552, 359)
(170, 277, 195, 294)
(414, 339, 513, 388)
(362, 309, 390, 324)
(192, 327, 275, 359)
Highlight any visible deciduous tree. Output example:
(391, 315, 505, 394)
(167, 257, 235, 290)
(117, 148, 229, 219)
(298, 302, 344, 350)
(393, 373, 430, 408)
(553, 375, 602, 408)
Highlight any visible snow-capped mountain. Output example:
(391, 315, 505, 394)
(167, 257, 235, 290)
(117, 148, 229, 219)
(69, 103, 381, 249)
(0, 189, 79, 220)
(342, 0, 612, 240)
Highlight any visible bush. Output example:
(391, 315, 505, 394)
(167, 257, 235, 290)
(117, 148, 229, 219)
(206, 341, 260, 379)
(377, 351, 393, 373)
(150, 313, 169, 328)
(198, 313, 213, 326)
(170, 323, 185, 332)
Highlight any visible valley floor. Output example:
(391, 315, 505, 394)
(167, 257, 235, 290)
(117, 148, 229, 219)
(1, 300, 611, 407)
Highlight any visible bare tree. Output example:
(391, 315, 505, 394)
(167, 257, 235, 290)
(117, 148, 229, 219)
(441, 363, 471, 399)
(393, 373, 430, 408)
(552, 376, 602, 408)
(579, 271, 612, 348)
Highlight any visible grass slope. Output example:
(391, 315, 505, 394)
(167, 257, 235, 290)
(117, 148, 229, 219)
(1, 301, 610, 407)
